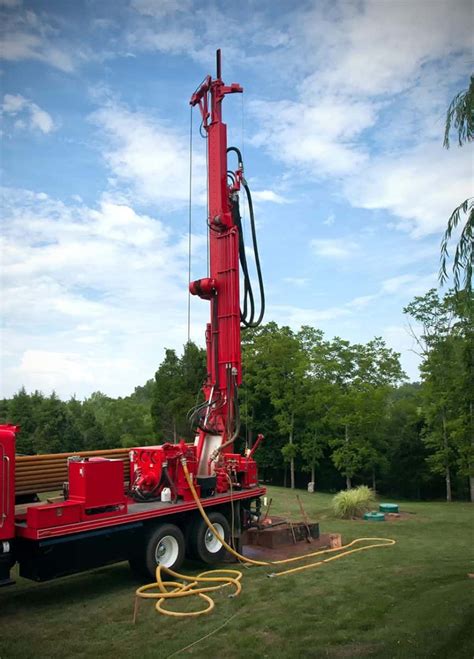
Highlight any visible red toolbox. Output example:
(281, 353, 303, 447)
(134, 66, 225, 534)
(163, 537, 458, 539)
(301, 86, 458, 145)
(26, 501, 82, 530)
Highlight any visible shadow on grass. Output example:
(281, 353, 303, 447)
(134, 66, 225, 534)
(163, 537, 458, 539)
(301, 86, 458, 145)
(0, 562, 136, 616)
(0, 556, 223, 619)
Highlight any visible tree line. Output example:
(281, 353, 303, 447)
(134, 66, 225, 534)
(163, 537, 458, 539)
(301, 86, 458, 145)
(237, 290, 472, 502)
(1, 288, 472, 501)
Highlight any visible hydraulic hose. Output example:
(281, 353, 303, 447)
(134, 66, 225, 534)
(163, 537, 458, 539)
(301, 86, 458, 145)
(241, 179, 265, 328)
(134, 460, 396, 619)
(227, 146, 243, 168)
(227, 147, 265, 328)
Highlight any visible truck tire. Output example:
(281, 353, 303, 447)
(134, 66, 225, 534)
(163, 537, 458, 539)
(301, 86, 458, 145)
(188, 512, 231, 565)
(130, 523, 185, 581)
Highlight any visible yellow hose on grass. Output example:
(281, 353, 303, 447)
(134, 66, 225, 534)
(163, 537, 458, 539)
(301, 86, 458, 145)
(134, 460, 396, 619)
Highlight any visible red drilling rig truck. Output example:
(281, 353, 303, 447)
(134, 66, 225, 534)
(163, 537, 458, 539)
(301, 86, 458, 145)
(0, 51, 266, 587)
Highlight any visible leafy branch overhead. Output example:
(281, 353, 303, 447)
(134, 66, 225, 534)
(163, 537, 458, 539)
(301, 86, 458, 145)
(439, 198, 473, 292)
(440, 75, 474, 293)
(443, 75, 474, 149)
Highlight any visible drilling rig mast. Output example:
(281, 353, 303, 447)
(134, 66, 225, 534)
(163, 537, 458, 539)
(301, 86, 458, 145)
(189, 49, 264, 476)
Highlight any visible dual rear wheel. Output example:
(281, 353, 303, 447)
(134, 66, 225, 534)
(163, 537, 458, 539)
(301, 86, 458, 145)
(187, 511, 231, 565)
(130, 512, 231, 580)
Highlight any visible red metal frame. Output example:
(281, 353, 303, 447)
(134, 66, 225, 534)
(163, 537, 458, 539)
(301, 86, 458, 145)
(190, 50, 244, 460)
(16, 487, 266, 540)
(0, 425, 17, 542)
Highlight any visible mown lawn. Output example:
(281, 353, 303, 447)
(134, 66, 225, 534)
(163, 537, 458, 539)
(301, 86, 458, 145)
(1, 487, 473, 658)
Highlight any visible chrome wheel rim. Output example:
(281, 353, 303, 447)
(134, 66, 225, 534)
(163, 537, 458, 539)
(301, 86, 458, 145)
(205, 523, 224, 553)
(155, 535, 179, 567)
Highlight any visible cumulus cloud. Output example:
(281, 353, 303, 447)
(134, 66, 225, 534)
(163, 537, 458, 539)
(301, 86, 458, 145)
(344, 143, 473, 236)
(2, 93, 55, 134)
(0, 187, 208, 398)
(246, 0, 472, 236)
(300, 0, 471, 97)
(89, 101, 206, 208)
(250, 97, 374, 177)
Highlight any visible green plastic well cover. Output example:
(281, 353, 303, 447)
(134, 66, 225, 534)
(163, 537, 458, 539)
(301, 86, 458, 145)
(363, 512, 385, 521)
(379, 503, 399, 513)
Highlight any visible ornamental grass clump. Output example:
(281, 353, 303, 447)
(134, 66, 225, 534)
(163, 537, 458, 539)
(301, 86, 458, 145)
(332, 486, 376, 519)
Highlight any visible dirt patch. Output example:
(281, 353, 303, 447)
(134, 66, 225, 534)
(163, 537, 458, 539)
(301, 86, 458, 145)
(386, 511, 414, 521)
(245, 516, 320, 548)
(241, 532, 340, 561)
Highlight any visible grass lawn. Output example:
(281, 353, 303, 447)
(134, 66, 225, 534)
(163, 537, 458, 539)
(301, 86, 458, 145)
(1, 487, 473, 658)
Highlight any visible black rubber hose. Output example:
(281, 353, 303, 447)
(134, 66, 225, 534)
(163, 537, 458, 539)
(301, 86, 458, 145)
(226, 145, 265, 328)
(242, 179, 265, 327)
(227, 146, 243, 168)
(130, 470, 165, 502)
(230, 195, 255, 325)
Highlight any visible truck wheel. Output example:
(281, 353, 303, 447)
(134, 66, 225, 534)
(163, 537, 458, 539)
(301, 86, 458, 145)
(131, 523, 185, 581)
(189, 512, 231, 565)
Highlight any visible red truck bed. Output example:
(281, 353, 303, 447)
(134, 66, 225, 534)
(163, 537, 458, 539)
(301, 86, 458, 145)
(15, 486, 266, 540)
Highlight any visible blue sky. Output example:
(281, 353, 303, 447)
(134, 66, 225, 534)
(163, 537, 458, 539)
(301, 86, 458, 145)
(1, 0, 472, 399)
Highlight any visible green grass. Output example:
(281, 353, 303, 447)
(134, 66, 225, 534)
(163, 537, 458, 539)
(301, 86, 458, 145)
(1, 488, 473, 658)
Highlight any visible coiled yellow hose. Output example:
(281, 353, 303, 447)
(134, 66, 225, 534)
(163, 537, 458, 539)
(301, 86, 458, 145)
(134, 460, 396, 619)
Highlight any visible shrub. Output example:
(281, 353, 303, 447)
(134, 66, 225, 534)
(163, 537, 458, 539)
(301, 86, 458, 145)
(332, 486, 376, 519)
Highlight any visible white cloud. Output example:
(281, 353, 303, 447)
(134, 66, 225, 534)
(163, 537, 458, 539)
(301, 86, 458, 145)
(244, 0, 472, 236)
(0, 187, 208, 398)
(129, 26, 197, 55)
(125, 2, 282, 67)
(29, 103, 55, 133)
(11, 349, 146, 398)
(18, 350, 97, 387)
(323, 214, 335, 226)
(250, 97, 374, 177)
(2, 93, 26, 113)
(311, 238, 358, 259)
(344, 144, 472, 237)
(0, 8, 75, 72)
(2, 93, 55, 134)
(90, 101, 206, 208)
(301, 0, 471, 97)
(247, 0, 472, 179)
(251, 189, 287, 204)
(381, 273, 437, 297)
